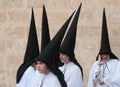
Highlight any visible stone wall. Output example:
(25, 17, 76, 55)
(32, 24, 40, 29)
(0, 0, 120, 87)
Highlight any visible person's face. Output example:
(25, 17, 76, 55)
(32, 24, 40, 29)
(59, 52, 70, 64)
(100, 54, 110, 62)
(36, 61, 49, 74)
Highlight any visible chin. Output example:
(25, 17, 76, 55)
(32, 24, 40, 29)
(61, 61, 65, 63)
(38, 71, 41, 73)
(38, 69, 41, 72)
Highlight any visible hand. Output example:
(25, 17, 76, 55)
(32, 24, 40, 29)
(98, 55, 101, 65)
(99, 79, 104, 85)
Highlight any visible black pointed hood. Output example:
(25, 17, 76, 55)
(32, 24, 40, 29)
(16, 8, 39, 83)
(41, 5, 50, 52)
(60, 3, 82, 58)
(59, 3, 83, 79)
(24, 8, 39, 62)
(36, 11, 75, 87)
(96, 8, 118, 60)
(36, 11, 74, 66)
(99, 8, 111, 54)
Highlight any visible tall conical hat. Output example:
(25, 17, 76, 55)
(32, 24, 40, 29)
(16, 8, 39, 83)
(96, 8, 118, 60)
(41, 5, 50, 52)
(60, 3, 82, 58)
(59, 3, 83, 78)
(36, 11, 75, 87)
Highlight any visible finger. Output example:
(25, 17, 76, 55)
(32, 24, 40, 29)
(98, 55, 101, 64)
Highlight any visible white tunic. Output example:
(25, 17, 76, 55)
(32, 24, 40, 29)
(88, 59, 119, 87)
(59, 62, 83, 87)
(41, 72, 61, 87)
(30, 70, 45, 87)
(16, 66, 35, 87)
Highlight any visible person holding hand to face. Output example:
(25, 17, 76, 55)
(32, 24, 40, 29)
(88, 8, 120, 87)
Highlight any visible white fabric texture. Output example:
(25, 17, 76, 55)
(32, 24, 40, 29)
(88, 59, 120, 87)
(41, 72, 61, 87)
(16, 66, 35, 87)
(59, 62, 83, 87)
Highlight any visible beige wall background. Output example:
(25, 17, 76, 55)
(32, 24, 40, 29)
(0, 0, 120, 87)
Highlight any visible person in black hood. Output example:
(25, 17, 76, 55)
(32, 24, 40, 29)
(35, 11, 75, 87)
(88, 8, 119, 87)
(30, 5, 51, 87)
(59, 3, 83, 87)
(16, 8, 39, 87)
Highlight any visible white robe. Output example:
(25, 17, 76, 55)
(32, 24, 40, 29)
(88, 59, 119, 87)
(41, 72, 61, 87)
(59, 62, 83, 87)
(30, 70, 45, 87)
(16, 66, 35, 87)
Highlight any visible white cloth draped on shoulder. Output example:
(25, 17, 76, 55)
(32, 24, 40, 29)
(59, 62, 83, 87)
(16, 66, 35, 87)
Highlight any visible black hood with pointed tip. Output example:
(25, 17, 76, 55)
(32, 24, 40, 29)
(96, 8, 118, 60)
(16, 8, 39, 83)
(59, 3, 82, 58)
(41, 5, 50, 52)
(59, 3, 83, 79)
(36, 11, 75, 87)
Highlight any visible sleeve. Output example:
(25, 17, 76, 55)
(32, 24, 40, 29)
(88, 61, 102, 87)
(87, 67, 94, 87)
(66, 67, 83, 87)
(111, 62, 120, 87)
